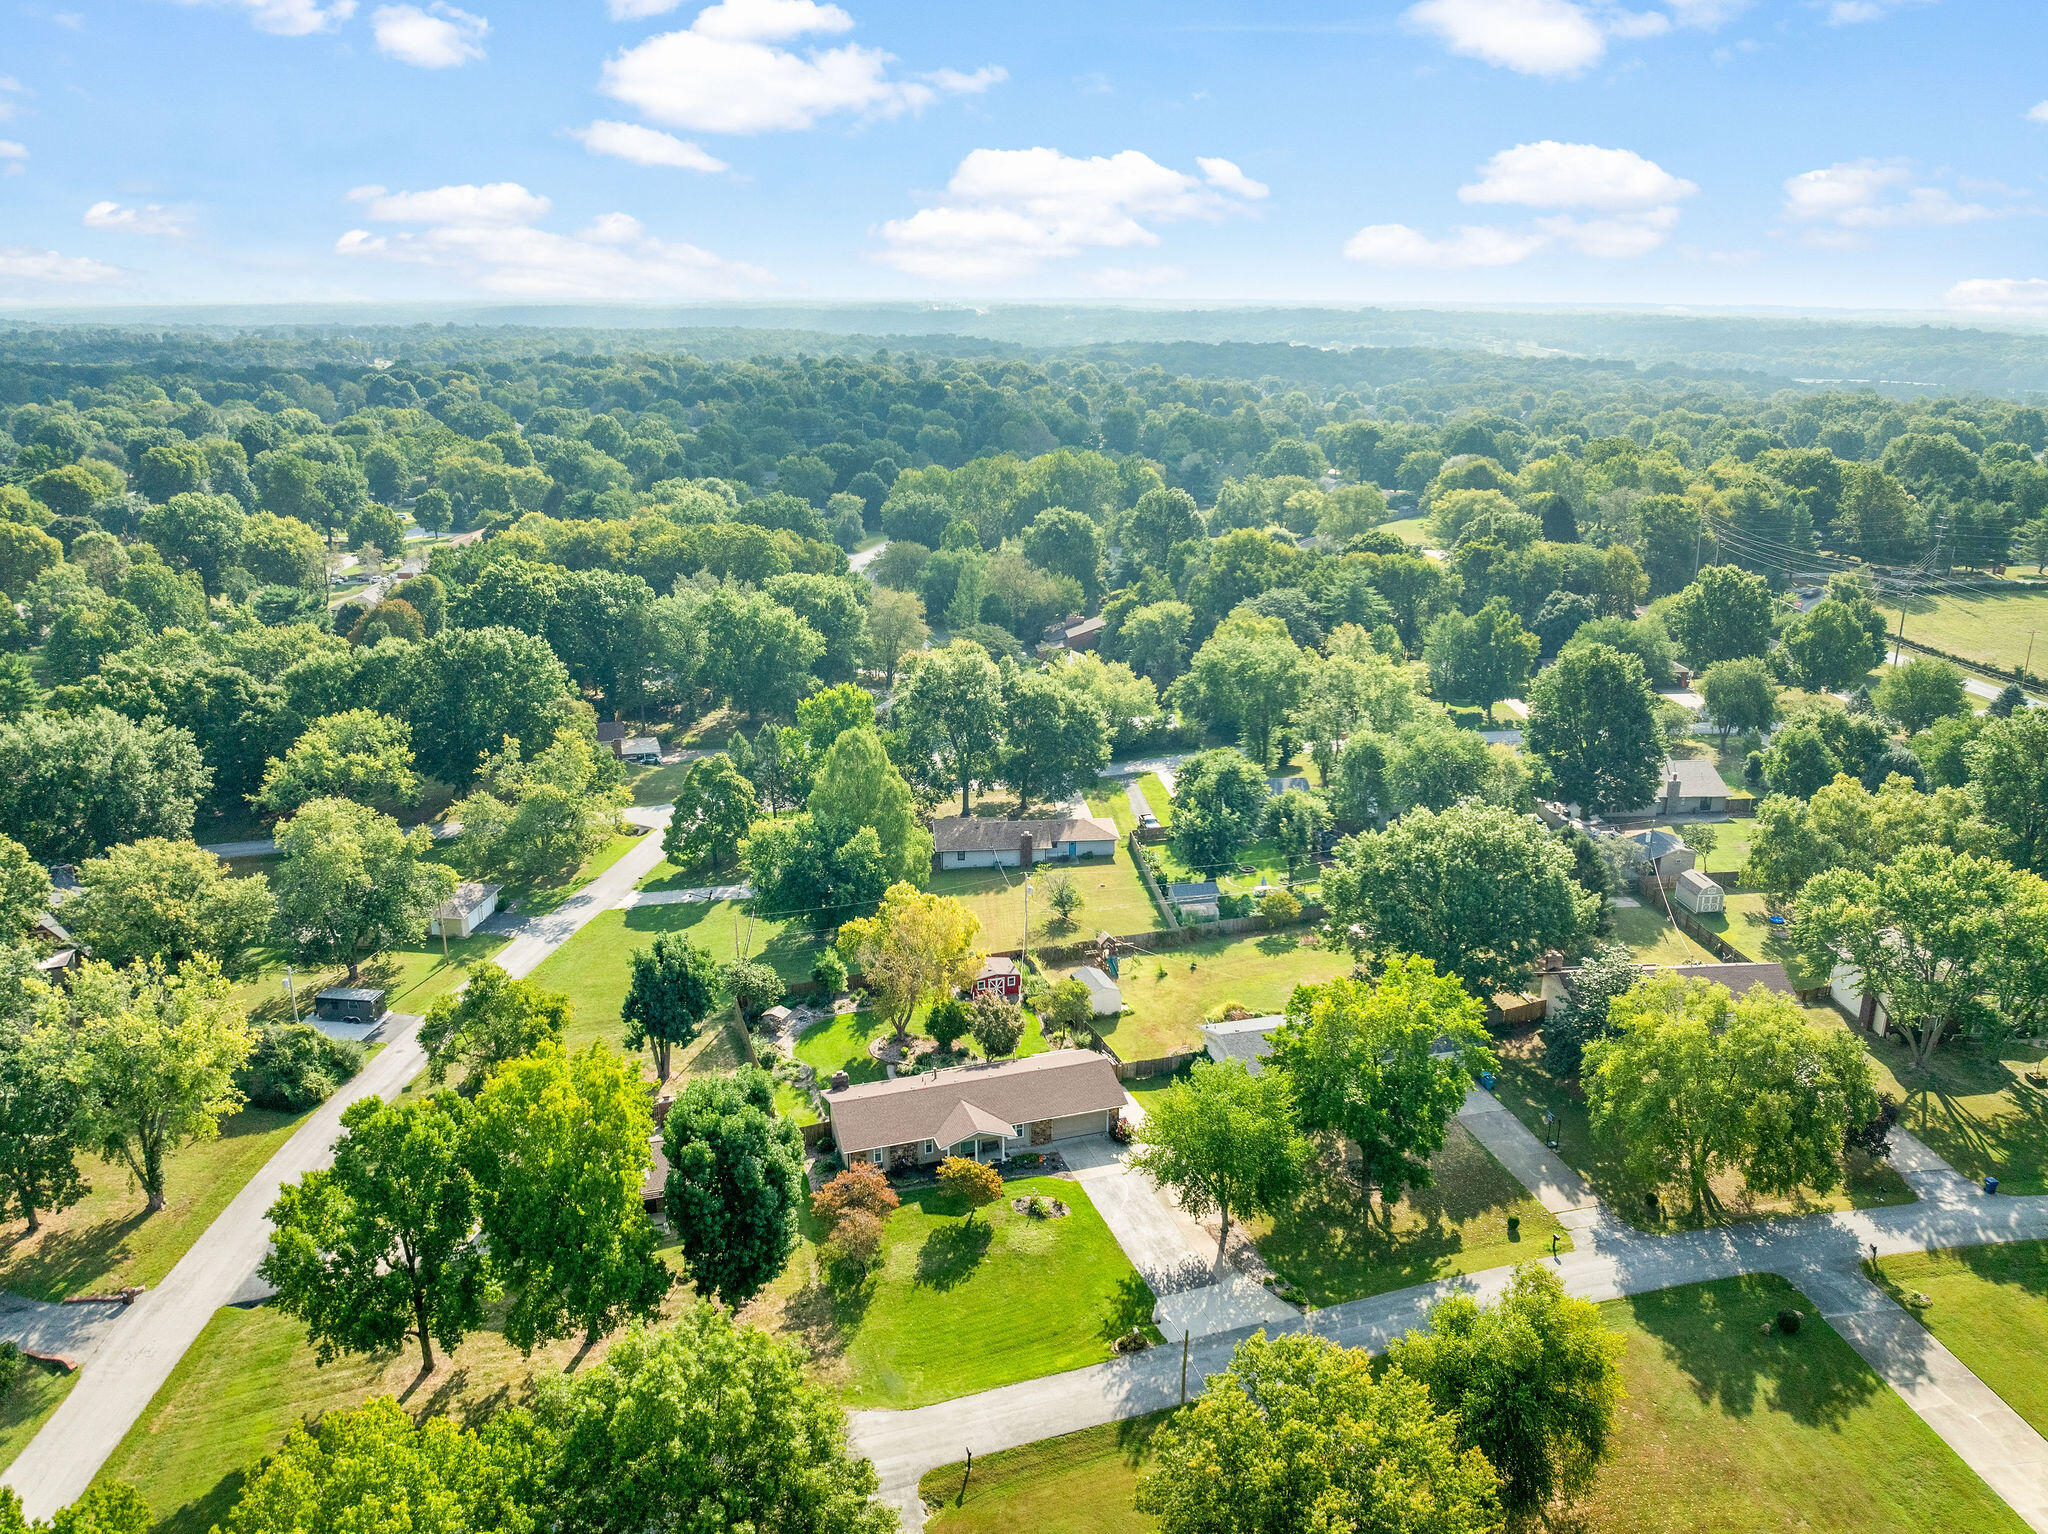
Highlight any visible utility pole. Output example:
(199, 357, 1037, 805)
(2026, 630, 2038, 680)
(1180, 1330, 1190, 1407)
(284, 966, 300, 1024)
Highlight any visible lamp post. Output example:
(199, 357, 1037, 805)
(284, 965, 300, 1024)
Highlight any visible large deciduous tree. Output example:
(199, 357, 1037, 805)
(662, 755, 758, 874)
(66, 838, 276, 977)
(1423, 597, 1539, 723)
(1321, 802, 1596, 999)
(271, 797, 457, 982)
(449, 730, 629, 886)
(1873, 658, 1969, 734)
(1130, 1058, 1308, 1266)
(1968, 709, 2048, 872)
(1135, 1330, 1501, 1534)
(1524, 642, 1667, 817)
(468, 1045, 670, 1351)
(1174, 612, 1309, 766)
(893, 641, 1004, 815)
(421, 963, 570, 1095)
(262, 1092, 485, 1374)
(1268, 959, 1493, 1210)
(997, 667, 1110, 817)
(661, 1066, 805, 1306)
(1698, 656, 1778, 740)
(802, 726, 932, 885)
(0, 998, 93, 1234)
(833, 883, 981, 1044)
(1168, 747, 1269, 875)
(1664, 564, 1774, 667)
(621, 932, 721, 1082)
(254, 709, 420, 816)
(0, 708, 209, 863)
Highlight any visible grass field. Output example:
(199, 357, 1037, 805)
(1646, 816, 1758, 875)
(1693, 890, 1830, 987)
(915, 1274, 2028, 1534)
(1861, 1035, 2048, 1195)
(746, 1178, 1156, 1410)
(1378, 515, 1431, 546)
(1895, 585, 2048, 676)
(1874, 1240, 2048, 1437)
(0, 1106, 309, 1302)
(1090, 931, 1355, 1063)
(1249, 1124, 1568, 1306)
(0, 1361, 77, 1474)
(1136, 775, 1173, 825)
(792, 1008, 1052, 1088)
(93, 1293, 687, 1534)
(1610, 904, 1717, 966)
(926, 855, 1164, 950)
(1150, 838, 1306, 899)
(620, 759, 693, 807)
(1489, 1031, 1912, 1228)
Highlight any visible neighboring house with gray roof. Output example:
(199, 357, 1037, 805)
(823, 1048, 1126, 1170)
(1199, 1014, 1285, 1076)
(1627, 756, 1733, 817)
(930, 814, 1118, 871)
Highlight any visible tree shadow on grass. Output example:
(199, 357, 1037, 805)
(1253, 932, 1301, 957)
(914, 1219, 993, 1291)
(155, 1469, 246, 1534)
(1096, 1272, 1160, 1344)
(1898, 1050, 2048, 1194)
(1625, 1275, 1879, 1430)
(0, 1211, 150, 1303)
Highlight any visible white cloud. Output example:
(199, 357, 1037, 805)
(0, 245, 121, 284)
(1197, 157, 1269, 200)
(176, 0, 358, 36)
(83, 200, 190, 236)
(924, 65, 1006, 95)
(1343, 223, 1550, 267)
(2029, 100, 2048, 124)
(1537, 205, 1681, 256)
(371, 3, 488, 67)
(0, 141, 25, 177)
(1947, 277, 2048, 314)
(569, 120, 728, 172)
(336, 180, 769, 297)
(1403, 0, 1607, 77)
(876, 147, 1266, 284)
(1459, 141, 1695, 210)
(606, 0, 680, 15)
(1824, 0, 1931, 22)
(347, 180, 550, 223)
(1782, 159, 1997, 238)
(599, 0, 1000, 134)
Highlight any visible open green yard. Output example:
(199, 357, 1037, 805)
(1489, 1030, 1911, 1228)
(1378, 515, 1431, 546)
(0, 1361, 77, 1474)
(792, 1007, 1052, 1089)
(1148, 838, 1309, 900)
(0, 1106, 309, 1302)
(1610, 904, 1717, 966)
(1646, 815, 1757, 875)
(1693, 890, 1829, 987)
(1894, 585, 2048, 676)
(1876, 1240, 2048, 1438)
(1085, 784, 1137, 838)
(1136, 775, 1173, 825)
(1861, 1035, 2048, 1195)
(915, 1274, 2026, 1534)
(749, 1177, 1156, 1410)
(620, 758, 692, 807)
(1250, 1123, 1569, 1306)
(927, 853, 1164, 950)
(1092, 931, 1354, 1063)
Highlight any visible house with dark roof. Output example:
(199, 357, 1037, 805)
(930, 814, 1117, 870)
(1628, 757, 1733, 817)
(1199, 1014, 1284, 1075)
(1167, 880, 1220, 920)
(1538, 954, 1798, 1016)
(823, 1049, 1126, 1170)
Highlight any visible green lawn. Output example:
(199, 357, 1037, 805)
(1149, 837, 1305, 898)
(1136, 775, 1173, 826)
(793, 1007, 1052, 1089)
(1893, 584, 2048, 676)
(1249, 1123, 1569, 1306)
(1861, 1035, 2048, 1195)
(1693, 890, 1830, 987)
(527, 900, 826, 1053)
(1085, 784, 1137, 838)
(620, 758, 693, 807)
(1489, 1032, 1911, 1228)
(1378, 515, 1431, 546)
(1874, 1240, 2048, 1437)
(0, 1361, 77, 1474)
(751, 1177, 1157, 1409)
(913, 1274, 2028, 1534)
(1097, 931, 1354, 1063)
(0, 1106, 309, 1301)
(1647, 816, 1757, 876)
(927, 856, 1164, 950)
(1610, 904, 1716, 966)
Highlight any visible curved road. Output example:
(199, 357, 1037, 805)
(3, 808, 673, 1519)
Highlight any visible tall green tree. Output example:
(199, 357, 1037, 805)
(894, 641, 1004, 815)
(997, 667, 1110, 817)
(1524, 642, 1667, 817)
(1269, 959, 1492, 1209)
(1781, 598, 1885, 691)
(1168, 748, 1269, 875)
(1967, 709, 2048, 871)
(469, 1045, 670, 1351)
(421, 963, 570, 1095)
(0, 1004, 93, 1234)
(1873, 657, 1969, 734)
(66, 838, 276, 977)
(1387, 1263, 1627, 1522)
(861, 586, 927, 691)
(0, 836, 51, 943)
(271, 797, 457, 982)
(262, 1092, 485, 1374)
(803, 726, 931, 885)
(662, 755, 758, 875)
(1698, 656, 1778, 740)
(1664, 564, 1775, 667)
(662, 1066, 805, 1306)
(536, 1310, 897, 1534)
(1321, 802, 1596, 998)
(1174, 612, 1308, 766)
(254, 710, 420, 816)
(1136, 1330, 1501, 1534)
(620, 933, 722, 1082)
(1423, 598, 1539, 723)
(0, 708, 209, 863)
(73, 958, 253, 1212)
(1130, 1058, 1309, 1266)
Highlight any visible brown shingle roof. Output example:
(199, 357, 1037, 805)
(930, 815, 1117, 854)
(825, 1048, 1124, 1155)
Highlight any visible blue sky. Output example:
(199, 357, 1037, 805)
(2, 0, 2045, 314)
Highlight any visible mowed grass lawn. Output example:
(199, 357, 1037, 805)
(1861, 1035, 2048, 1195)
(1609, 904, 1716, 967)
(748, 1178, 1156, 1410)
(1647, 815, 1757, 875)
(1097, 931, 1355, 1062)
(1895, 584, 2048, 675)
(0, 1106, 308, 1301)
(916, 1274, 2027, 1534)
(0, 1362, 77, 1474)
(926, 855, 1165, 950)
(94, 1291, 694, 1534)
(792, 1008, 1053, 1088)
(1250, 1123, 1568, 1306)
(1489, 1031, 1912, 1228)
(1874, 1240, 2048, 1437)
(1693, 891, 1830, 987)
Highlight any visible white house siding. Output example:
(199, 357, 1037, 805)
(939, 839, 1116, 871)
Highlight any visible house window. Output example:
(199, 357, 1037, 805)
(924, 1141, 936, 1154)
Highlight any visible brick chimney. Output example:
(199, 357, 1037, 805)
(830, 1069, 850, 1092)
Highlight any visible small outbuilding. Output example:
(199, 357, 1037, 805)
(431, 882, 501, 940)
(1167, 880, 1220, 921)
(621, 737, 662, 765)
(1069, 964, 1123, 1016)
(312, 986, 387, 1041)
(1672, 867, 1725, 915)
(969, 955, 1022, 1001)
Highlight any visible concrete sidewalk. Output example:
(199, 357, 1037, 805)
(1455, 1086, 1600, 1224)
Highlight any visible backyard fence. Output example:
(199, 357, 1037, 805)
(1670, 906, 1747, 963)
(1117, 1049, 1200, 1082)
(1127, 829, 1181, 931)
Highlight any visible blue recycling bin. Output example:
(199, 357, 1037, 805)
(1985, 1176, 2000, 1196)
(1478, 1071, 1496, 1091)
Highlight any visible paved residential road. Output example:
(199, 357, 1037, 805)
(3, 809, 674, 1519)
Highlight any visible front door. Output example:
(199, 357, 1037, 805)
(976, 1136, 1005, 1163)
